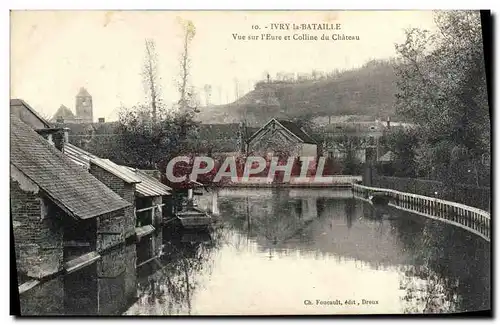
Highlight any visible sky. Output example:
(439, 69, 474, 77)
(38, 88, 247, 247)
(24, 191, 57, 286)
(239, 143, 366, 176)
(10, 10, 438, 121)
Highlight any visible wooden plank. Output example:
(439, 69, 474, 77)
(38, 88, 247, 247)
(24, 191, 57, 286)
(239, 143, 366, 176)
(135, 203, 165, 213)
(64, 251, 101, 274)
(136, 256, 158, 269)
(19, 280, 40, 294)
(135, 225, 155, 238)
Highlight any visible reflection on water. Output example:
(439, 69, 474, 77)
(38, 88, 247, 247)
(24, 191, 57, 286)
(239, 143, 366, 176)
(19, 189, 490, 315)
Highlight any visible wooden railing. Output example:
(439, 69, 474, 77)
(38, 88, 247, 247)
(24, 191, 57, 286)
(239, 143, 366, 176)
(352, 183, 491, 242)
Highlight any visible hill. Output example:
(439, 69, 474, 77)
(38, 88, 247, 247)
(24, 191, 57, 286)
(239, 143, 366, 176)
(196, 60, 399, 126)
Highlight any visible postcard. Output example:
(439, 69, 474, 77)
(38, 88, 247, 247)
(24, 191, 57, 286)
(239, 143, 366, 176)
(10, 10, 491, 316)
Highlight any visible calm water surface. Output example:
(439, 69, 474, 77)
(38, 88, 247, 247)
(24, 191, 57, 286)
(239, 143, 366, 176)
(20, 188, 490, 315)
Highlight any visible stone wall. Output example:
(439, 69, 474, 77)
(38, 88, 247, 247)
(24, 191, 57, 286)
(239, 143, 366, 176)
(10, 168, 64, 280)
(248, 126, 301, 157)
(97, 244, 127, 315)
(123, 243, 137, 299)
(153, 230, 163, 258)
(90, 162, 136, 241)
(63, 264, 98, 315)
(123, 183, 136, 238)
(96, 209, 126, 252)
(19, 277, 64, 315)
(97, 244, 126, 278)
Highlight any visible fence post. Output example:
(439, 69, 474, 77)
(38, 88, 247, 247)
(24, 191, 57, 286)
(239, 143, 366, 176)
(363, 164, 373, 187)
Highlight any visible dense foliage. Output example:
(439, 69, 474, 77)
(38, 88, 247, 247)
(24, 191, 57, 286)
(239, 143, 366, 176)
(391, 11, 490, 186)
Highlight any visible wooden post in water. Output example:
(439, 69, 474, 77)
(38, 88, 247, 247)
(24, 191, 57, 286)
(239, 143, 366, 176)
(212, 191, 220, 216)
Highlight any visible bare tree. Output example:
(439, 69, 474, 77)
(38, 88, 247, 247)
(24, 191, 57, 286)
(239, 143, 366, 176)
(177, 19, 197, 114)
(142, 39, 161, 123)
(233, 78, 240, 100)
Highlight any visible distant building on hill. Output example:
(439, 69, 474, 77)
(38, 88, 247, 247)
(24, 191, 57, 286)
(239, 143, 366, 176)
(53, 105, 77, 123)
(318, 117, 416, 163)
(51, 87, 94, 124)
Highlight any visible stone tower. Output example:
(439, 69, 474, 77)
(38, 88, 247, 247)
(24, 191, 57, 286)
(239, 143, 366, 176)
(75, 87, 93, 123)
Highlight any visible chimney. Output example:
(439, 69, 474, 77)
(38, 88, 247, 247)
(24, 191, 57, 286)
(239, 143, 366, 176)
(386, 116, 391, 129)
(53, 130, 65, 152)
(98, 117, 105, 123)
(63, 127, 70, 145)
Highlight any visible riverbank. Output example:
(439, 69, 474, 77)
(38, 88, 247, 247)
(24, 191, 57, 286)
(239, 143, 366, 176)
(213, 176, 361, 188)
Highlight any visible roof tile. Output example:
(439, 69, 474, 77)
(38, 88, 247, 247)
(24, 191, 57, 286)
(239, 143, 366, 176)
(10, 114, 131, 219)
(64, 143, 170, 196)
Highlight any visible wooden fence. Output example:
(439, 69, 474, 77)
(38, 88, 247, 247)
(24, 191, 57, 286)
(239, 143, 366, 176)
(372, 175, 491, 212)
(352, 183, 491, 242)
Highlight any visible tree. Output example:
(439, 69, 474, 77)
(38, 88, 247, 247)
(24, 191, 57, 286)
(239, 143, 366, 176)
(142, 39, 161, 123)
(394, 11, 490, 185)
(115, 104, 198, 169)
(233, 78, 240, 101)
(111, 28, 200, 171)
(177, 18, 197, 116)
(384, 127, 419, 177)
(332, 135, 364, 175)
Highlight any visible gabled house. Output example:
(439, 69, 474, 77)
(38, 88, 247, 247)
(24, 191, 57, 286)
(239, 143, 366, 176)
(246, 118, 318, 158)
(64, 142, 172, 266)
(10, 114, 132, 282)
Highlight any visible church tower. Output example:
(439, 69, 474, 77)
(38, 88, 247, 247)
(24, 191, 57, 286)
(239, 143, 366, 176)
(75, 87, 93, 123)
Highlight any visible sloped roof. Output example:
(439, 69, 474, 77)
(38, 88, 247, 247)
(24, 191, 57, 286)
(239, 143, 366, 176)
(247, 118, 317, 145)
(64, 143, 170, 196)
(64, 143, 140, 183)
(64, 143, 98, 169)
(52, 105, 75, 120)
(124, 167, 171, 197)
(276, 120, 317, 144)
(10, 115, 131, 220)
(10, 98, 51, 128)
(90, 158, 142, 184)
(77, 87, 91, 97)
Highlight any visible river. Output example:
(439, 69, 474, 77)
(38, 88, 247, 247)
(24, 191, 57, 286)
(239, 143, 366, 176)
(18, 188, 490, 315)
